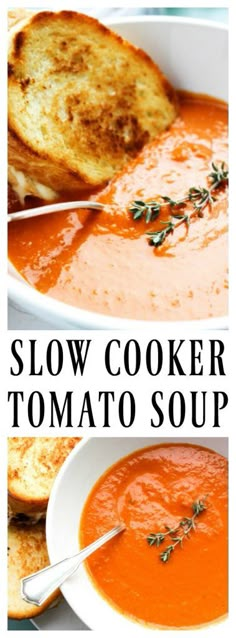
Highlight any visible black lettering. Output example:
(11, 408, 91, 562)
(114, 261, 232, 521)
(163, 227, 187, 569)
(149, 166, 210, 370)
(98, 391, 115, 427)
(78, 392, 95, 427)
(28, 391, 44, 427)
(150, 392, 164, 427)
(168, 340, 185, 375)
(169, 391, 185, 426)
(190, 340, 203, 375)
(49, 391, 73, 427)
(119, 392, 135, 427)
(47, 340, 63, 376)
(67, 340, 91, 375)
(10, 340, 23, 376)
(146, 341, 163, 376)
(124, 340, 141, 376)
(191, 391, 206, 427)
(8, 391, 24, 426)
(213, 391, 228, 426)
(29, 340, 43, 376)
(210, 341, 225, 375)
(105, 340, 120, 376)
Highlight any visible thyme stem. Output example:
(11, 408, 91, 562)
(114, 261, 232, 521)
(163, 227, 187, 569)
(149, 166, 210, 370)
(147, 496, 208, 563)
(129, 162, 228, 248)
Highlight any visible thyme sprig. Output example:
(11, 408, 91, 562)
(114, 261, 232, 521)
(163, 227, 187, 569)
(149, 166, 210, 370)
(129, 162, 228, 248)
(147, 497, 208, 563)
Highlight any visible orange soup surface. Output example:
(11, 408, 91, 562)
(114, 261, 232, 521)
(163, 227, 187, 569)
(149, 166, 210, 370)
(8, 93, 228, 321)
(80, 444, 228, 628)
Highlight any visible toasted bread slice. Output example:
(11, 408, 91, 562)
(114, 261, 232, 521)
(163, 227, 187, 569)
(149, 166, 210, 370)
(8, 522, 60, 619)
(8, 10, 177, 200)
(8, 437, 81, 519)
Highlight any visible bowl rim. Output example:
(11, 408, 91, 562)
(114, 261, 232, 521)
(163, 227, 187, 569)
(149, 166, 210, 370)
(103, 13, 228, 31)
(46, 436, 228, 632)
(8, 272, 228, 330)
(8, 15, 228, 330)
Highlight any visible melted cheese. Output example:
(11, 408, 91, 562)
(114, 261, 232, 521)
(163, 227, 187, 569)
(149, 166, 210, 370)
(8, 504, 45, 525)
(8, 165, 57, 204)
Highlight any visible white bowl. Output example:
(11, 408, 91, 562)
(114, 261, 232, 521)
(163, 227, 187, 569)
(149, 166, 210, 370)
(46, 437, 228, 632)
(8, 16, 228, 329)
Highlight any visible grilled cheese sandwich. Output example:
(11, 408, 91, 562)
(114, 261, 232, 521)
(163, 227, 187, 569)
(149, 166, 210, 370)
(8, 522, 61, 619)
(8, 10, 177, 202)
(8, 437, 81, 521)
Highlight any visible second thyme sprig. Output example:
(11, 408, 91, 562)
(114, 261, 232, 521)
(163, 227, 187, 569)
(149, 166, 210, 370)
(129, 162, 228, 248)
(147, 497, 208, 563)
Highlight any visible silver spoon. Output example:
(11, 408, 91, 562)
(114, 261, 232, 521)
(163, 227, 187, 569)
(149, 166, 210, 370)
(8, 200, 106, 222)
(21, 523, 125, 607)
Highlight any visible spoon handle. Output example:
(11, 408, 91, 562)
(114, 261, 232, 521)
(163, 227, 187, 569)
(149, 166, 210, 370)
(8, 200, 104, 222)
(21, 523, 124, 607)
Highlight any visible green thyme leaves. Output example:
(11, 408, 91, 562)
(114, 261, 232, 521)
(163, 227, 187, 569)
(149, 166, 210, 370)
(147, 497, 208, 563)
(129, 162, 228, 248)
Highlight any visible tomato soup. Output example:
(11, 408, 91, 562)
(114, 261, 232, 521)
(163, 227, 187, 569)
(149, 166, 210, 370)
(8, 93, 228, 321)
(80, 444, 228, 628)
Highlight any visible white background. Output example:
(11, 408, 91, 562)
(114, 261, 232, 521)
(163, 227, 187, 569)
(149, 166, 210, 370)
(7, 331, 230, 434)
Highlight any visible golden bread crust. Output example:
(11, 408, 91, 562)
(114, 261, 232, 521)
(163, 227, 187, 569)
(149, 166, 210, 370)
(8, 437, 81, 510)
(8, 10, 178, 199)
(8, 522, 60, 618)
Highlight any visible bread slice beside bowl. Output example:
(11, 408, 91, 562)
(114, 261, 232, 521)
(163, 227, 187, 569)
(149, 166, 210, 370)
(8, 437, 81, 522)
(8, 10, 177, 202)
(8, 522, 61, 619)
